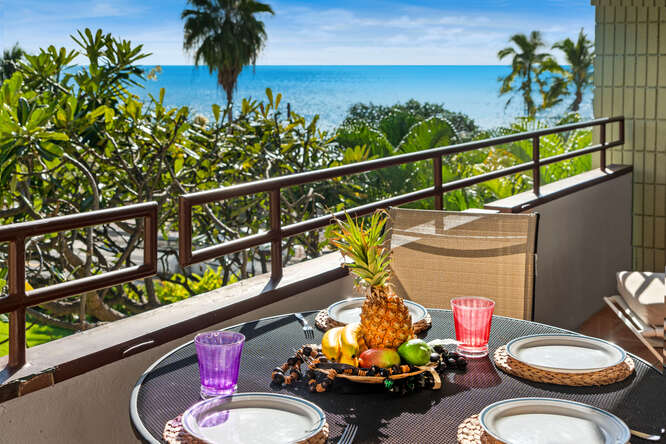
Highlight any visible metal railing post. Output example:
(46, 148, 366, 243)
(8, 237, 26, 368)
(600, 123, 606, 171)
(532, 137, 540, 196)
(433, 156, 443, 210)
(270, 189, 283, 282)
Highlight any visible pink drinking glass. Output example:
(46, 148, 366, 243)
(451, 297, 495, 358)
(195, 331, 245, 398)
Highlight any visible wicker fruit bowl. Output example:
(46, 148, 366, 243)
(269, 343, 468, 395)
(314, 362, 442, 388)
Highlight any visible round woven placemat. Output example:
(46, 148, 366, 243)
(456, 414, 502, 444)
(493, 345, 635, 386)
(163, 415, 329, 444)
(315, 308, 432, 334)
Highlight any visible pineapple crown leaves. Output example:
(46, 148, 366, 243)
(327, 209, 392, 287)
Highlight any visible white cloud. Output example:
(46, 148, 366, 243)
(2, 1, 594, 65)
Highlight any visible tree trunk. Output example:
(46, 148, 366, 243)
(571, 88, 582, 112)
(225, 87, 233, 124)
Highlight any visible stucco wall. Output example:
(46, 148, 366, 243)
(592, 0, 666, 271)
(531, 173, 633, 329)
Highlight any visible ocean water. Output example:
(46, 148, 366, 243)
(135, 65, 593, 130)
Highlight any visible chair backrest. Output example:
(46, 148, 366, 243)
(386, 208, 539, 320)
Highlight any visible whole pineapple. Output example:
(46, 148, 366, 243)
(328, 210, 414, 349)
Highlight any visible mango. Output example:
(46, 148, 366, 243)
(397, 339, 432, 366)
(358, 348, 400, 368)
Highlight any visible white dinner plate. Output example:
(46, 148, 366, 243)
(182, 393, 325, 444)
(480, 398, 630, 444)
(327, 297, 427, 325)
(506, 334, 626, 373)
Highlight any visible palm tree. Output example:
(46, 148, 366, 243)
(498, 31, 554, 117)
(0, 43, 24, 82)
(553, 29, 594, 112)
(182, 0, 274, 122)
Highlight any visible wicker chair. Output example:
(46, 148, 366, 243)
(386, 208, 539, 320)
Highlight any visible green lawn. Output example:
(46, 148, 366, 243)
(0, 316, 73, 357)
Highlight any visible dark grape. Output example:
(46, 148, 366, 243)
(391, 365, 401, 375)
(430, 352, 441, 362)
(448, 352, 460, 360)
(379, 368, 390, 377)
(432, 345, 445, 354)
(456, 357, 468, 369)
(289, 368, 302, 380)
(447, 357, 457, 367)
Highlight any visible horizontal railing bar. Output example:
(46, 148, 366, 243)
(0, 265, 155, 314)
(196, 144, 617, 247)
(189, 231, 273, 265)
(0, 202, 158, 242)
(182, 117, 624, 204)
(539, 141, 622, 167)
(540, 143, 603, 166)
(282, 187, 436, 237)
(440, 161, 534, 193)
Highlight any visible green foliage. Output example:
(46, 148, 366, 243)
(125, 267, 235, 305)
(343, 100, 478, 140)
(0, 315, 74, 357)
(336, 108, 593, 211)
(0, 29, 345, 341)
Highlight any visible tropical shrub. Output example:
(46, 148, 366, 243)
(342, 100, 479, 142)
(0, 29, 348, 340)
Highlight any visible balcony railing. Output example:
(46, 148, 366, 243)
(0, 116, 624, 372)
(179, 116, 624, 280)
(0, 203, 158, 368)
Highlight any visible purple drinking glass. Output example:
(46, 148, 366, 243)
(195, 331, 245, 398)
(451, 297, 495, 358)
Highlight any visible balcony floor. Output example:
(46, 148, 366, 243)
(577, 306, 662, 370)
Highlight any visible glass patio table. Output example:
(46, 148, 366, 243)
(130, 309, 665, 443)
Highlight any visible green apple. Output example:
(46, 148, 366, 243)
(397, 339, 432, 366)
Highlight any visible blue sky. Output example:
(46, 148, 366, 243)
(1, 0, 595, 65)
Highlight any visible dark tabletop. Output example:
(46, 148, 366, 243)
(130, 310, 665, 443)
